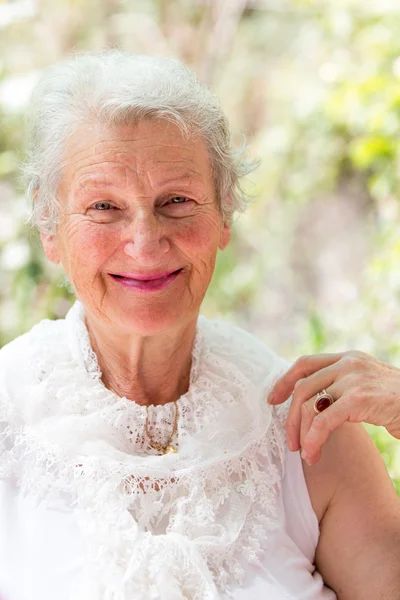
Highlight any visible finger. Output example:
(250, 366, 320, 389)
(285, 363, 340, 451)
(299, 387, 338, 452)
(268, 353, 345, 405)
(301, 394, 355, 463)
(286, 352, 375, 449)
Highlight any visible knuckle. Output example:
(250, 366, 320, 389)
(312, 413, 328, 432)
(341, 355, 364, 372)
(347, 349, 367, 359)
(294, 355, 311, 371)
(301, 402, 313, 417)
(302, 438, 317, 454)
(285, 419, 295, 434)
(293, 377, 306, 393)
(348, 386, 365, 405)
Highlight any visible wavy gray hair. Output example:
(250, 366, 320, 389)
(22, 50, 256, 234)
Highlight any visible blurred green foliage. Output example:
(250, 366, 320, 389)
(1, 0, 400, 492)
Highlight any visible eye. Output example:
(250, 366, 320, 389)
(161, 196, 195, 215)
(169, 197, 190, 204)
(93, 201, 112, 210)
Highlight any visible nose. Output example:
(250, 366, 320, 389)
(123, 211, 170, 262)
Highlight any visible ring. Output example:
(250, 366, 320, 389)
(314, 390, 335, 414)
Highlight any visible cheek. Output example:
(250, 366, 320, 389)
(175, 217, 220, 260)
(59, 224, 119, 274)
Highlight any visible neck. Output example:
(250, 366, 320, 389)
(85, 314, 198, 407)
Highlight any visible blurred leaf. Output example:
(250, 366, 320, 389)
(349, 135, 395, 170)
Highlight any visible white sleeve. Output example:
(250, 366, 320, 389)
(281, 444, 320, 563)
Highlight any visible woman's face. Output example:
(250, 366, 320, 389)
(41, 119, 230, 335)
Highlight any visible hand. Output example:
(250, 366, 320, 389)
(267, 351, 400, 465)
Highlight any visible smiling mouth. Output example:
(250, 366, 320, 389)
(109, 269, 184, 291)
(110, 269, 183, 282)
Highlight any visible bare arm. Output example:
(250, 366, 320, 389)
(303, 422, 400, 599)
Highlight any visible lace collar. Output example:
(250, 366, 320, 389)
(67, 299, 204, 403)
(0, 301, 291, 600)
(64, 300, 211, 460)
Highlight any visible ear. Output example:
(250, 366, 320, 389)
(219, 220, 231, 251)
(40, 232, 61, 264)
(218, 196, 232, 251)
(34, 189, 61, 265)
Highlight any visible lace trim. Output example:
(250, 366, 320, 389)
(0, 302, 291, 599)
(0, 412, 287, 598)
(68, 300, 204, 387)
(64, 300, 207, 456)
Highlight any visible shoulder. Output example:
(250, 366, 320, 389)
(0, 315, 68, 365)
(0, 315, 69, 402)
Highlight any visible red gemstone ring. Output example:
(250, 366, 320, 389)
(314, 390, 335, 414)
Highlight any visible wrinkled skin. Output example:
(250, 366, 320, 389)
(268, 350, 400, 465)
(41, 118, 230, 405)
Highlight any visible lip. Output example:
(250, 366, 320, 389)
(111, 270, 181, 281)
(109, 269, 183, 291)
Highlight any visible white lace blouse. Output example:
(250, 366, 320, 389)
(0, 301, 336, 600)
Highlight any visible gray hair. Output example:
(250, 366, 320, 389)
(22, 50, 257, 234)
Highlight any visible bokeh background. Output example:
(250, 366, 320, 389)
(1, 0, 400, 492)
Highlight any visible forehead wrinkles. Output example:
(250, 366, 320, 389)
(72, 150, 210, 196)
(113, 138, 211, 189)
(74, 164, 129, 195)
(63, 125, 213, 196)
(72, 159, 208, 196)
(95, 139, 207, 172)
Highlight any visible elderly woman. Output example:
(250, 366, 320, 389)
(0, 51, 399, 600)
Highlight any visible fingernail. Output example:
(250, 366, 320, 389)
(288, 439, 294, 451)
(267, 394, 276, 404)
(301, 450, 309, 461)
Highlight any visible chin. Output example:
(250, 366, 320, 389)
(108, 300, 192, 336)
